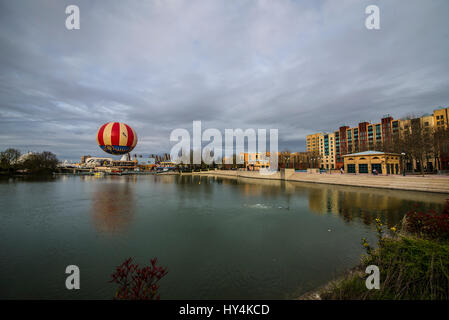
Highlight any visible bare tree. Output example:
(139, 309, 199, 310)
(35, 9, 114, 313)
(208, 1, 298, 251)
(0, 148, 21, 170)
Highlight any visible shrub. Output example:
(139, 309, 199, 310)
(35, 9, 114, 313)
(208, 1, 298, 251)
(363, 237, 449, 299)
(110, 257, 168, 300)
(322, 217, 449, 300)
(405, 200, 449, 240)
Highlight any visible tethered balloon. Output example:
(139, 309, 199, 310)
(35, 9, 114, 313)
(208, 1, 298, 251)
(96, 122, 137, 155)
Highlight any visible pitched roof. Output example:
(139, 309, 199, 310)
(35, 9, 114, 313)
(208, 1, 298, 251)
(342, 150, 400, 157)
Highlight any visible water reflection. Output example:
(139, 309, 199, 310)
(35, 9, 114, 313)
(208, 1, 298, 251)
(209, 175, 446, 228)
(89, 176, 136, 233)
(0, 175, 57, 183)
(1, 174, 447, 299)
(304, 183, 446, 227)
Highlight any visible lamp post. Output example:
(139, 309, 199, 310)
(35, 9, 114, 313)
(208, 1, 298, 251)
(401, 152, 406, 176)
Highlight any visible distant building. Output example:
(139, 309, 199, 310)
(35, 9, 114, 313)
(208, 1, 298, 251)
(80, 155, 92, 163)
(14, 152, 36, 164)
(83, 157, 113, 167)
(159, 161, 176, 168)
(81, 157, 137, 171)
(239, 152, 272, 170)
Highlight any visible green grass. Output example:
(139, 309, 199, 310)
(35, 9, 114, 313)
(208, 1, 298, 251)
(320, 237, 449, 300)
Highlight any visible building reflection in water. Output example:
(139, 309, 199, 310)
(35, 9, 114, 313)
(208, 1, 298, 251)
(200, 175, 446, 228)
(84, 173, 445, 232)
(87, 176, 136, 234)
(304, 183, 445, 227)
(172, 174, 217, 209)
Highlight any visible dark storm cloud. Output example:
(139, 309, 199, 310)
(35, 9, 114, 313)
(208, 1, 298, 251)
(1, 0, 448, 160)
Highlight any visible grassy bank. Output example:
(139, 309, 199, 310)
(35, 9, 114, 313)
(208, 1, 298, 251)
(307, 201, 449, 300)
(320, 237, 449, 299)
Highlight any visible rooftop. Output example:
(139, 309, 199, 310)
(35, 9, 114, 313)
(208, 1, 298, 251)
(343, 150, 400, 157)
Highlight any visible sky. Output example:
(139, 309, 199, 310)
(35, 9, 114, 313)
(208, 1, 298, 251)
(1, 0, 448, 161)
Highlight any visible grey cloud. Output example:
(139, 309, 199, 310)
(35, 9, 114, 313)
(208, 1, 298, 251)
(1, 0, 448, 160)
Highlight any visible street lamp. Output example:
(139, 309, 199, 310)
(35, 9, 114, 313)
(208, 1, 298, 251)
(401, 152, 406, 176)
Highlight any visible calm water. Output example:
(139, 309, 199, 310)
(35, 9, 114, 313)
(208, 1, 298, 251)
(0, 174, 446, 299)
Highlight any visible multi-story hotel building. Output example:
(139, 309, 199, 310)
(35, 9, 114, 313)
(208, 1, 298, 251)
(305, 132, 336, 169)
(306, 133, 321, 153)
(434, 108, 449, 129)
(319, 133, 336, 169)
(307, 106, 449, 171)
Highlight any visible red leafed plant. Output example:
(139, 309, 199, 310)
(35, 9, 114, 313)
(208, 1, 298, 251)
(110, 257, 168, 300)
(405, 199, 449, 240)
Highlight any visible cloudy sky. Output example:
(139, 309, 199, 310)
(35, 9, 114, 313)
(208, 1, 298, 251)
(1, 0, 448, 160)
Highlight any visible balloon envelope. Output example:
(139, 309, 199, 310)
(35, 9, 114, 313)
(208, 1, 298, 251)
(97, 122, 137, 155)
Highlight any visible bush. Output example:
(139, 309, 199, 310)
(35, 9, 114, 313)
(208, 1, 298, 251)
(321, 217, 449, 300)
(110, 257, 168, 300)
(363, 237, 449, 299)
(405, 200, 449, 240)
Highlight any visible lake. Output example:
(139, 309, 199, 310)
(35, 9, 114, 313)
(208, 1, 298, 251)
(0, 174, 446, 299)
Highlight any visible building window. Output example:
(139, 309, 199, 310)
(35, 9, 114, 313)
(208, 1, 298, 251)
(347, 164, 356, 173)
(359, 164, 368, 173)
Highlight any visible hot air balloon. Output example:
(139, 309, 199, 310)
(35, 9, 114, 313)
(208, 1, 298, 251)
(96, 122, 137, 155)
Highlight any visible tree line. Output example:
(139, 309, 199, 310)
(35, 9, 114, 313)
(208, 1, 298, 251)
(370, 125, 449, 174)
(0, 148, 59, 175)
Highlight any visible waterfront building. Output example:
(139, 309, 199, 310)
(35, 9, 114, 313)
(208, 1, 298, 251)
(81, 156, 137, 172)
(343, 151, 401, 175)
(240, 152, 272, 170)
(80, 155, 92, 163)
(306, 133, 321, 153)
(306, 133, 332, 169)
(319, 132, 336, 169)
(334, 116, 400, 168)
(159, 161, 176, 168)
(307, 106, 449, 171)
(434, 107, 449, 129)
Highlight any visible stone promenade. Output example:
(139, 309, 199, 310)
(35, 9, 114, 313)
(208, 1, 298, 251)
(199, 170, 449, 194)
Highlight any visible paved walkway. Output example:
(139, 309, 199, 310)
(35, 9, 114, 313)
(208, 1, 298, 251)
(200, 170, 449, 194)
(288, 172, 449, 193)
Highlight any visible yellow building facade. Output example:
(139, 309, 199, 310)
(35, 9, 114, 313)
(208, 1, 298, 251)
(239, 152, 273, 170)
(434, 107, 449, 129)
(306, 133, 321, 153)
(343, 151, 401, 175)
(319, 132, 336, 169)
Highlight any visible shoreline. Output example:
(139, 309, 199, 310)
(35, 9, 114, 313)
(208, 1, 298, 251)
(198, 170, 449, 194)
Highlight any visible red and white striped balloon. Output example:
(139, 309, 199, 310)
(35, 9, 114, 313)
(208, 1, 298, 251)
(96, 122, 137, 155)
